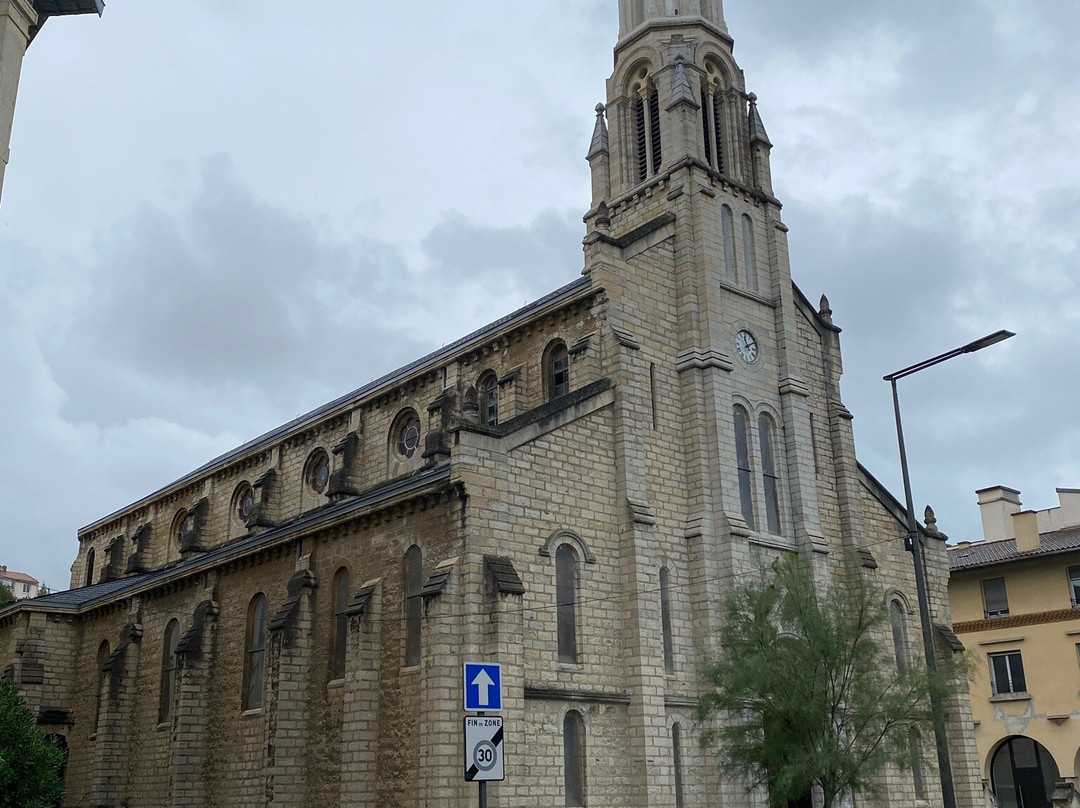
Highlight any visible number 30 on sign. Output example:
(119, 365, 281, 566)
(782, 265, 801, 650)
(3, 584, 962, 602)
(464, 716, 505, 782)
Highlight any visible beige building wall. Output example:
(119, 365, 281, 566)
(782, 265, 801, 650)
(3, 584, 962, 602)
(950, 487, 1080, 804)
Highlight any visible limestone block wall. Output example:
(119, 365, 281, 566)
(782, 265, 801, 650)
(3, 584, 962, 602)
(69, 293, 601, 593)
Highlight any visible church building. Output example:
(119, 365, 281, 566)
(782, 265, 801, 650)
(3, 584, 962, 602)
(1, 2, 984, 806)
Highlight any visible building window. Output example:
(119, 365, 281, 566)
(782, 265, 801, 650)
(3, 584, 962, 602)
(982, 577, 1010, 618)
(393, 411, 422, 460)
(404, 546, 423, 667)
(545, 342, 570, 401)
(672, 723, 686, 808)
(1069, 566, 1080, 607)
(909, 728, 926, 800)
(701, 84, 724, 173)
(660, 567, 674, 674)
(721, 205, 736, 281)
(563, 710, 586, 807)
(244, 594, 268, 710)
(234, 482, 255, 524)
(159, 619, 180, 724)
(889, 600, 908, 676)
(733, 406, 755, 529)
(84, 548, 96, 588)
(989, 651, 1026, 695)
(94, 640, 109, 733)
(741, 214, 758, 292)
(306, 450, 331, 494)
(758, 414, 781, 535)
(21, 583, 30, 594)
(330, 567, 350, 680)
(556, 545, 579, 663)
(633, 85, 662, 182)
(478, 372, 499, 426)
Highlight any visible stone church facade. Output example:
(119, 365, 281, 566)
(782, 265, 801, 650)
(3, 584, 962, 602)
(1, 2, 984, 806)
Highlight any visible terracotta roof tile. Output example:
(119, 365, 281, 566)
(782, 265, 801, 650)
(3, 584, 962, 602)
(949, 525, 1080, 572)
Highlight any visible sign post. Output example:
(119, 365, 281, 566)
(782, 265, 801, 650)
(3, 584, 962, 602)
(463, 662, 505, 808)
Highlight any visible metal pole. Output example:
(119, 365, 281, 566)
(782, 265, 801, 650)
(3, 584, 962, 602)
(479, 781, 488, 808)
(891, 379, 957, 808)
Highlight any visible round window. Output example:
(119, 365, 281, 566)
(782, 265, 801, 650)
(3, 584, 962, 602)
(236, 484, 255, 522)
(397, 416, 422, 459)
(308, 453, 330, 494)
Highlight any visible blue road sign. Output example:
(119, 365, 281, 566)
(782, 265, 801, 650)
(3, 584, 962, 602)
(463, 662, 502, 712)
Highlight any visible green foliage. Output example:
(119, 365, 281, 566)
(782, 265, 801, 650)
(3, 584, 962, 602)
(696, 556, 943, 808)
(0, 585, 13, 607)
(0, 681, 65, 808)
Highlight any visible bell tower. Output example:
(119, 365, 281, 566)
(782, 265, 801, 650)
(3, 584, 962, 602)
(618, 0, 727, 36)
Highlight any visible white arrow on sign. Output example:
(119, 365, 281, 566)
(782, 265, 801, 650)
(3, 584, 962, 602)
(471, 668, 495, 707)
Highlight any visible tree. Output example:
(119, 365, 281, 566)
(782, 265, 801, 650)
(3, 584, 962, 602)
(697, 556, 942, 808)
(0, 585, 13, 607)
(0, 681, 65, 808)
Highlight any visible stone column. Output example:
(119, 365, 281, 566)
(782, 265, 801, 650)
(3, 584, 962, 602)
(265, 568, 318, 808)
(168, 595, 220, 807)
(340, 578, 382, 808)
(0, 0, 35, 203)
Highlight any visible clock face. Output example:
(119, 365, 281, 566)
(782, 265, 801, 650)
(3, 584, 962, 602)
(736, 330, 759, 363)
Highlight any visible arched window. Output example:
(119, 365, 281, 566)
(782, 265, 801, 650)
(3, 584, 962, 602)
(478, 372, 499, 426)
(545, 342, 570, 401)
(758, 414, 781, 534)
(391, 410, 422, 461)
(889, 599, 908, 676)
(556, 545, 579, 663)
(672, 723, 686, 808)
(741, 214, 758, 292)
(563, 710, 586, 806)
(84, 548, 96, 588)
(404, 546, 423, 667)
(159, 619, 180, 723)
(93, 640, 109, 733)
(633, 83, 662, 182)
(909, 728, 926, 800)
(700, 59, 726, 174)
(733, 407, 755, 529)
(243, 594, 268, 710)
(305, 450, 331, 495)
(721, 205, 736, 281)
(660, 567, 674, 674)
(330, 567, 350, 680)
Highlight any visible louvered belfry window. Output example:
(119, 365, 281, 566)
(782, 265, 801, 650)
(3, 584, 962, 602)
(634, 86, 663, 182)
(701, 87, 725, 174)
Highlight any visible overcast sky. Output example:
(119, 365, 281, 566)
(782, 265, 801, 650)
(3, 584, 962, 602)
(1, 0, 1076, 590)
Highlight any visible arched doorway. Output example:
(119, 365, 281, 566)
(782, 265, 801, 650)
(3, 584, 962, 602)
(992, 736, 1060, 808)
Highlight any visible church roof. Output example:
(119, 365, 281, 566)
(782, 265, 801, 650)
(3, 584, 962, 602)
(80, 276, 592, 534)
(32, 1, 103, 16)
(7, 464, 452, 616)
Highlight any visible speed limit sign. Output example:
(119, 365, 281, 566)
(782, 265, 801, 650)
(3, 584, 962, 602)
(464, 716, 505, 782)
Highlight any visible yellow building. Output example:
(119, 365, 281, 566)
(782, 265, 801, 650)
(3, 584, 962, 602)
(950, 486, 1080, 808)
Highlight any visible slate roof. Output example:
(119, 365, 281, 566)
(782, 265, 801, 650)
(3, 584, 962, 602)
(948, 525, 1080, 572)
(2, 464, 452, 618)
(32, 1, 103, 16)
(81, 276, 592, 534)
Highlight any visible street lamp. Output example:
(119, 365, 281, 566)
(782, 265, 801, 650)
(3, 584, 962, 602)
(883, 329, 1015, 808)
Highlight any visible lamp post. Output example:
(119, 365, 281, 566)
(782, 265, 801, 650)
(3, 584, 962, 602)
(883, 329, 1014, 808)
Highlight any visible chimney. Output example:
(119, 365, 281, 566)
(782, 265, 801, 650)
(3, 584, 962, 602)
(978, 486, 1022, 542)
(1013, 510, 1041, 553)
(1058, 488, 1080, 528)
